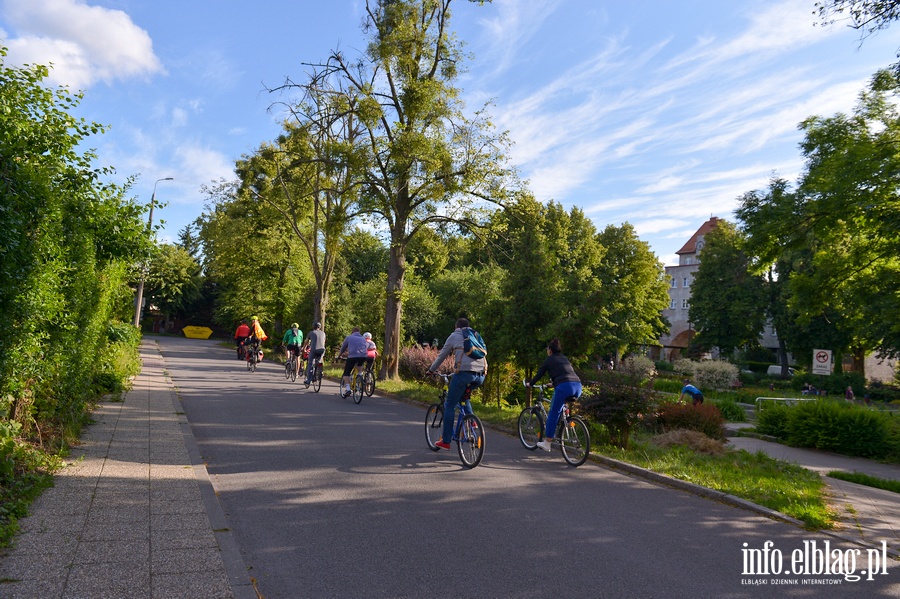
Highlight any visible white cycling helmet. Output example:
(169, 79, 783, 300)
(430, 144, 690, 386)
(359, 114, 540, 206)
(363, 332, 372, 339)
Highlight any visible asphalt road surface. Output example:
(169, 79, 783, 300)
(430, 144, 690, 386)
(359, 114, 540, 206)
(158, 336, 900, 598)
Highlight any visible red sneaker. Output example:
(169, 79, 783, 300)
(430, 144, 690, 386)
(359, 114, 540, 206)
(434, 440, 451, 450)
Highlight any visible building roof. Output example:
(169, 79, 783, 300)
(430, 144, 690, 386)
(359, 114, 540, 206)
(676, 216, 721, 255)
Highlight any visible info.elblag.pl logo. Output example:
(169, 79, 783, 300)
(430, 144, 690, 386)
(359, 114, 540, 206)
(741, 540, 890, 585)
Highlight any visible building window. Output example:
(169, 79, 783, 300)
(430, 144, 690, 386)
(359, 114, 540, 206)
(683, 277, 689, 287)
(671, 278, 677, 288)
(682, 298, 690, 309)
(669, 299, 676, 309)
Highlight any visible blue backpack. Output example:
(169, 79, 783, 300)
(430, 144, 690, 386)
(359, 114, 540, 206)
(462, 327, 487, 359)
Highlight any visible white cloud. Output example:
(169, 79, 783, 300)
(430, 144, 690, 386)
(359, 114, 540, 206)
(1, 0, 163, 88)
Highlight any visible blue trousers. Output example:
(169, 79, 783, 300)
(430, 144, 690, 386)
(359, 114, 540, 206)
(442, 371, 485, 444)
(545, 381, 582, 439)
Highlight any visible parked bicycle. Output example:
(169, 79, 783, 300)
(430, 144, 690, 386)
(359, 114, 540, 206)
(425, 373, 485, 468)
(518, 381, 590, 467)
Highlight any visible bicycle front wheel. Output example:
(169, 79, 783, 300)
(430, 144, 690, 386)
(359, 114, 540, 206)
(313, 364, 322, 392)
(457, 414, 485, 468)
(517, 407, 543, 450)
(353, 374, 364, 404)
(425, 404, 444, 450)
(558, 416, 590, 467)
(364, 370, 375, 397)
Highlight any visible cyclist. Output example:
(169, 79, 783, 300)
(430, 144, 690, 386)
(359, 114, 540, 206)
(363, 332, 378, 373)
(303, 322, 326, 385)
(248, 316, 268, 360)
(282, 323, 303, 379)
(526, 338, 582, 452)
(234, 320, 250, 358)
(426, 317, 487, 451)
(338, 327, 368, 397)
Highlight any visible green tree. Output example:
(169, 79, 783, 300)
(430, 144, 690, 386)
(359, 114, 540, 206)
(688, 221, 767, 357)
(816, 1, 900, 77)
(144, 243, 202, 320)
(595, 223, 671, 361)
(0, 49, 150, 441)
(302, 0, 513, 379)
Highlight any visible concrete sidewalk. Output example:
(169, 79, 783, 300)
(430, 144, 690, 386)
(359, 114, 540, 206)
(0, 340, 253, 599)
(728, 432, 900, 558)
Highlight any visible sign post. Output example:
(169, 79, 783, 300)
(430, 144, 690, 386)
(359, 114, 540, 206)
(812, 349, 832, 376)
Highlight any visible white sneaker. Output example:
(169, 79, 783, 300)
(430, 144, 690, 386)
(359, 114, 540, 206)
(342, 386, 351, 397)
(537, 440, 552, 452)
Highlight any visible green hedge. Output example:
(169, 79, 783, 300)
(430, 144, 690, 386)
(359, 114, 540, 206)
(757, 400, 895, 460)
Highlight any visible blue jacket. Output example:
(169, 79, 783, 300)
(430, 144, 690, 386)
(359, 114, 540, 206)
(340, 332, 368, 359)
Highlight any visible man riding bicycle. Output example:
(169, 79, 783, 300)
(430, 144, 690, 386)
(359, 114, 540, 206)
(303, 322, 326, 385)
(338, 327, 368, 398)
(282, 323, 303, 380)
(526, 337, 582, 452)
(426, 317, 487, 450)
(234, 320, 250, 358)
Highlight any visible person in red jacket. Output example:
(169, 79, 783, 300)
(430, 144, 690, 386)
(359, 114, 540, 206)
(234, 320, 251, 359)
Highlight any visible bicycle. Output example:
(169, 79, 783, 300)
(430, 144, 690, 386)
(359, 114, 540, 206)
(304, 351, 323, 392)
(236, 339, 247, 361)
(518, 381, 590, 467)
(363, 362, 376, 397)
(425, 373, 485, 468)
(246, 342, 260, 373)
(284, 347, 298, 382)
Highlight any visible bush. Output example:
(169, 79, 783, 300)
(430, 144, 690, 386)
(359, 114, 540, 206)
(672, 359, 695, 376)
(863, 381, 900, 403)
(579, 372, 659, 449)
(756, 402, 791, 438)
(653, 401, 726, 439)
(712, 398, 747, 422)
(655, 360, 674, 372)
(653, 378, 683, 394)
(617, 355, 656, 381)
(785, 400, 889, 458)
(693, 360, 739, 391)
(398, 345, 452, 381)
(651, 429, 726, 455)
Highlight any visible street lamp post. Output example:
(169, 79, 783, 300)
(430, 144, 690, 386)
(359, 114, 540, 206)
(133, 177, 174, 327)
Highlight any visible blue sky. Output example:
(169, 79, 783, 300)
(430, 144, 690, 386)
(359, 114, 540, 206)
(1, 0, 897, 264)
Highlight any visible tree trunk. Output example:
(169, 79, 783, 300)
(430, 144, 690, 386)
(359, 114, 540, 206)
(380, 242, 406, 381)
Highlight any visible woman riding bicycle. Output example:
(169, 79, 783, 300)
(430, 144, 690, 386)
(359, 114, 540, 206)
(526, 338, 582, 452)
(426, 317, 487, 451)
(282, 323, 303, 379)
(363, 332, 378, 372)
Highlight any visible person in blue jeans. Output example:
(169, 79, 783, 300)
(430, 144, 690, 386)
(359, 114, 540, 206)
(426, 317, 487, 450)
(526, 338, 582, 452)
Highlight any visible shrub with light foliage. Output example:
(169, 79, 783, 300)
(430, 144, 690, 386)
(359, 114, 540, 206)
(693, 360, 739, 390)
(616, 355, 656, 382)
(672, 359, 695, 376)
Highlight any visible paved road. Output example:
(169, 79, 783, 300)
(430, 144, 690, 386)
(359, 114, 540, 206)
(161, 336, 900, 598)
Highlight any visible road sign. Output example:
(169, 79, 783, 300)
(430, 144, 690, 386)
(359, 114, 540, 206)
(812, 349, 832, 375)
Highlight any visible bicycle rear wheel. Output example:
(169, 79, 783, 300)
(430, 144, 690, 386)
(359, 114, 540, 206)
(558, 416, 590, 467)
(425, 404, 444, 450)
(313, 364, 322, 392)
(291, 360, 298, 382)
(457, 414, 484, 468)
(364, 370, 375, 397)
(517, 407, 543, 450)
(284, 358, 292, 380)
(353, 373, 364, 404)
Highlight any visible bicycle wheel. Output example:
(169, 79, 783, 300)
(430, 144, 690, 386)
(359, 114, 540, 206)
(425, 403, 444, 451)
(353, 373, 364, 404)
(558, 416, 590, 467)
(517, 407, 543, 450)
(364, 370, 375, 397)
(457, 414, 485, 468)
(313, 364, 322, 392)
(237, 345, 244, 360)
(284, 358, 292, 380)
(290, 360, 298, 382)
(249, 355, 256, 373)
(246, 354, 253, 371)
